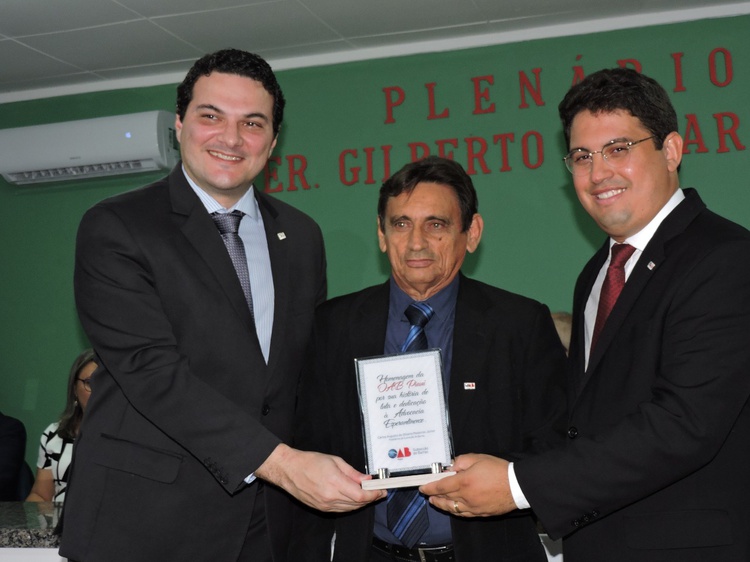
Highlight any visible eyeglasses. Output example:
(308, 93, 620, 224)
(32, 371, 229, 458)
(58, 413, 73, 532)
(77, 377, 92, 392)
(563, 136, 656, 175)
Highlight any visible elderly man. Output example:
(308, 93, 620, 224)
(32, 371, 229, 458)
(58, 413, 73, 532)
(292, 156, 566, 561)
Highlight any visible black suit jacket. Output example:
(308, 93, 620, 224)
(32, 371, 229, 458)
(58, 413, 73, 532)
(292, 275, 567, 561)
(60, 165, 326, 562)
(517, 189, 750, 561)
(0, 411, 26, 501)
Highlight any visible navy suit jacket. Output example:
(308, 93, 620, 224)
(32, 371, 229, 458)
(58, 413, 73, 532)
(61, 165, 326, 562)
(516, 189, 750, 561)
(292, 274, 567, 561)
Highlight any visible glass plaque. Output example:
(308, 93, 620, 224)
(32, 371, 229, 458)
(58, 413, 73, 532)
(355, 349, 454, 489)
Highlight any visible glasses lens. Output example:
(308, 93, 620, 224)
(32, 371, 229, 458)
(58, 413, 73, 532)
(602, 142, 631, 165)
(565, 150, 589, 174)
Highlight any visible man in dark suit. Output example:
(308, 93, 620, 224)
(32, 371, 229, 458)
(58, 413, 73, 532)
(0, 411, 26, 501)
(60, 49, 382, 562)
(422, 68, 750, 561)
(292, 156, 567, 561)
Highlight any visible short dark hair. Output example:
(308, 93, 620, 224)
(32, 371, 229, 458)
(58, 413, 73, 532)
(558, 68, 678, 150)
(378, 156, 478, 233)
(176, 49, 286, 136)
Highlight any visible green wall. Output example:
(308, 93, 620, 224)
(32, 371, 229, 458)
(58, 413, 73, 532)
(1, 15, 748, 469)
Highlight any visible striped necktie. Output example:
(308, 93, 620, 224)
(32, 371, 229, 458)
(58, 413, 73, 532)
(211, 210, 254, 318)
(386, 301, 434, 547)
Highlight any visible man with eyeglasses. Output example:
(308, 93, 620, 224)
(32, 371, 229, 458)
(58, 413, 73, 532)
(422, 67, 750, 561)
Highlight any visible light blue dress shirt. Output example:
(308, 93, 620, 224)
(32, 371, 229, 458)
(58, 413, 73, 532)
(183, 168, 275, 363)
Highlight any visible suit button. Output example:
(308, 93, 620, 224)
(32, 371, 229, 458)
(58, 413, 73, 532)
(262, 404, 270, 416)
(567, 426, 578, 439)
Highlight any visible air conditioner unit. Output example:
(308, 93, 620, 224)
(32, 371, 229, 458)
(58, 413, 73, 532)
(0, 110, 180, 185)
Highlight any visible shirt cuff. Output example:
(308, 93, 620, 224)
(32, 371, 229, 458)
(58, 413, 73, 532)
(244, 473, 256, 484)
(508, 462, 530, 510)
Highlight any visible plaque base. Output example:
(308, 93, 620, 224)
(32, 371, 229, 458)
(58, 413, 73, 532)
(361, 471, 455, 490)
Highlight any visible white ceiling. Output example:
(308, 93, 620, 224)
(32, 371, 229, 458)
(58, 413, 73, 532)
(1, 0, 749, 103)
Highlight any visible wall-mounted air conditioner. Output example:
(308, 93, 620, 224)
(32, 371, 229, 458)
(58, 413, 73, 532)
(0, 110, 179, 185)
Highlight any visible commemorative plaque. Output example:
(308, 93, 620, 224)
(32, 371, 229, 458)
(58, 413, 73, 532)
(355, 349, 454, 490)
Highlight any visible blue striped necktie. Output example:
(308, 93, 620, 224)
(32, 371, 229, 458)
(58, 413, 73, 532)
(401, 301, 433, 352)
(386, 301, 434, 547)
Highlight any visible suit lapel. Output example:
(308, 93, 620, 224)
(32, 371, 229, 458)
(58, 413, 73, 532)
(570, 243, 607, 390)
(350, 283, 389, 361)
(256, 190, 288, 372)
(582, 189, 706, 379)
(169, 167, 256, 332)
(585, 245, 662, 373)
(448, 276, 488, 444)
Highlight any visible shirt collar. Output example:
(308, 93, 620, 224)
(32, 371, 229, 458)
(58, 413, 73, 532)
(182, 165, 259, 220)
(613, 188, 685, 252)
(389, 274, 460, 321)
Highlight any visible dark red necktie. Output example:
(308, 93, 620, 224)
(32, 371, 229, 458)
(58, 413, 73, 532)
(591, 243, 636, 351)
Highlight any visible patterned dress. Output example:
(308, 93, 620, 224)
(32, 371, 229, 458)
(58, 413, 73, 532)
(37, 422, 74, 503)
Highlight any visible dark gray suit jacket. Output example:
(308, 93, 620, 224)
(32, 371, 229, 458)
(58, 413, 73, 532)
(517, 189, 750, 561)
(61, 165, 326, 561)
(292, 274, 567, 561)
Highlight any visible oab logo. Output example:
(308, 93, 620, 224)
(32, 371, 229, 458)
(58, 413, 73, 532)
(388, 447, 412, 459)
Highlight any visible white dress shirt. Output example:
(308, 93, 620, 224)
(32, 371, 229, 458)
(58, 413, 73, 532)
(508, 188, 686, 510)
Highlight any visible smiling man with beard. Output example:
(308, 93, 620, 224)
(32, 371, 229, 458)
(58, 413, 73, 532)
(422, 68, 750, 562)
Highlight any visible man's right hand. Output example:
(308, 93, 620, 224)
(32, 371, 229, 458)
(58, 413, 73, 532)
(256, 443, 386, 512)
(420, 453, 518, 517)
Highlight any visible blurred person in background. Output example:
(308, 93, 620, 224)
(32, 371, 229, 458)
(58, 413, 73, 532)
(26, 349, 96, 503)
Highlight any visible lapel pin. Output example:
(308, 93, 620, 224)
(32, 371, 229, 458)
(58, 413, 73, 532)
(647, 261, 656, 270)
(277, 232, 286, 240)
(463, 382, 476, 390)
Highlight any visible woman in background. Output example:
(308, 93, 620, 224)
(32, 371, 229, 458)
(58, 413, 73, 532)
(26, 349, 96, 503)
